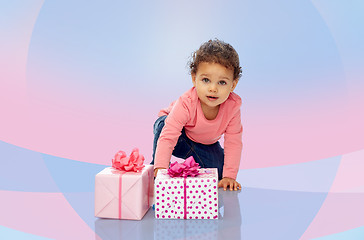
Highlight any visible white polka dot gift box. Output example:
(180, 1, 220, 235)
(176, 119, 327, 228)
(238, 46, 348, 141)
(154, 157, 218, 219)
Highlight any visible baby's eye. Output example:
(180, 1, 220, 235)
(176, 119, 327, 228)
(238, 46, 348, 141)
(202, 78, 210, 83)
(219, 81, 227, 85)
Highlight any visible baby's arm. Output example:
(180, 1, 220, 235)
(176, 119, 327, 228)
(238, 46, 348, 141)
(154, 97, 190, 171)
(220, 106, 243, 190)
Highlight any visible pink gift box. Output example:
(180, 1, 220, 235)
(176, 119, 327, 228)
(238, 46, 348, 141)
(155, 168, 219, 219)
(95, 165, 153, 220)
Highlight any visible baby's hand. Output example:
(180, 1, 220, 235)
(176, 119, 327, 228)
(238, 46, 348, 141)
(218, 177, 241, 191)
(154, 168, 166, 177)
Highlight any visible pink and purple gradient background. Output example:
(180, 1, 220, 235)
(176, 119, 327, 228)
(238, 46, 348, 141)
(1, 0, 364, 239)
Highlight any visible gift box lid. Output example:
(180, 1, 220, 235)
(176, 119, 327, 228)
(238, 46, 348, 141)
(155, 168, 218, 180)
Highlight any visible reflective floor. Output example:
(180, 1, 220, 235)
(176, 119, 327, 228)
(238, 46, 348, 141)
(1, 140, 364, 239)
(95, 189, 242, 240)
(94, 186, 364, 240)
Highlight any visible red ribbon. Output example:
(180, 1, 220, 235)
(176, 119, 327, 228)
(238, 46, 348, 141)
(112, 148, 145, 172)
(167, 156, 200, 219)
(112, 148, 147, 219)
(184, 177, 187, 219)
(168, 156, 200, 178)
(147, 170, 150, 207)
(118, 171, 126, 219)
(117, 167, 151, 219)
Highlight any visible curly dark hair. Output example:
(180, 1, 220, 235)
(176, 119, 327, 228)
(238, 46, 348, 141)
(189, 39, 242, 80)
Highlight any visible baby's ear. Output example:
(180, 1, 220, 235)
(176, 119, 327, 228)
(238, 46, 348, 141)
(231, 79, 238, 91)
(191, 73, 197, 86)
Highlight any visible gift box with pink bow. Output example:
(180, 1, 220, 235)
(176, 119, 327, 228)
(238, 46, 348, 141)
(154, 156, 219, 219)
(95, 148, 154, 220)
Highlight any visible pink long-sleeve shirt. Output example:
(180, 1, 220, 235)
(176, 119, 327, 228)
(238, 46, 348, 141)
(154, 87, 243, 179)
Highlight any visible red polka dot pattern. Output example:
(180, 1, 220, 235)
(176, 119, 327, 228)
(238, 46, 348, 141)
(154, 168, 218, 219)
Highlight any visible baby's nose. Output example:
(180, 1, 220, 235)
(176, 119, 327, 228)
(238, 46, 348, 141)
(209, 84, 217, 92)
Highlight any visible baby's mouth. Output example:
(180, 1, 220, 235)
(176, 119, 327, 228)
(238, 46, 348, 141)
(207, 96, 218, 100)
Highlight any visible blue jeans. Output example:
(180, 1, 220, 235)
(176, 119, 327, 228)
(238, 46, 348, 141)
(150, 115, 224, 180)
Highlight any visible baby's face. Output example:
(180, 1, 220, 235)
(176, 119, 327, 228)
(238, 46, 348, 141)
(192, 62, 237, 111)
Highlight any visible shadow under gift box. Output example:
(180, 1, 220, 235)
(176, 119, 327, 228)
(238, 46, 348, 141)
(154, 168, 219, 219)
(95, 165, 154, 220)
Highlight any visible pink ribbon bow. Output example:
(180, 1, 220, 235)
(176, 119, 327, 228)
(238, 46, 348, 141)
(112, 148, 145, 172)
(168, 156, 201, 178)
